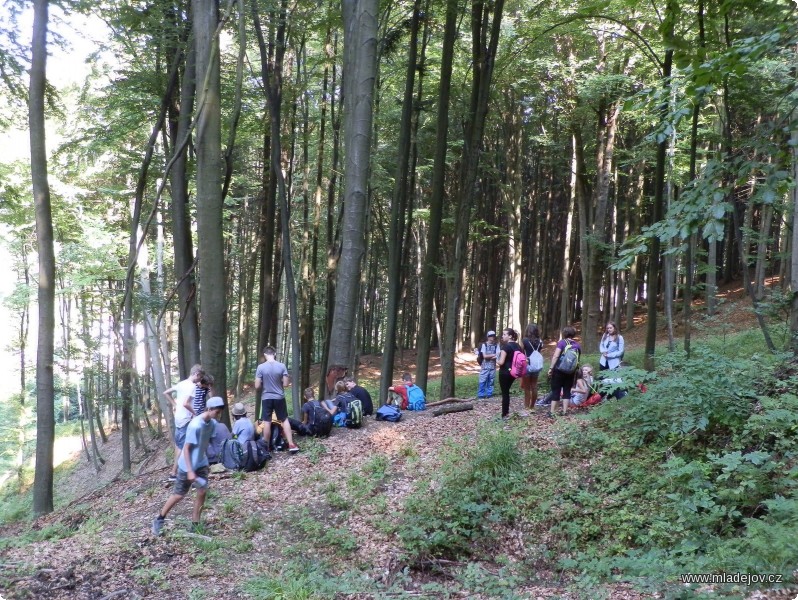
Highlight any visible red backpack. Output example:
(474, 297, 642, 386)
(510, 346, 527, 379)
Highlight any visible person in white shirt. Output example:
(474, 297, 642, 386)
(163, 364, 204, 480)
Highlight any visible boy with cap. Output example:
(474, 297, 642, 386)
(152, 396, 225, 536)
(476, 331, 499, 399)
(231, 402, 255, 445)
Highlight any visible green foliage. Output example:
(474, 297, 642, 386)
(398, 427, 530, 561)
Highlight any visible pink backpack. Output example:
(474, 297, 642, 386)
(510, 347, 527, 378)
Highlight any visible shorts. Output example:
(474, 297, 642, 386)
(174, 425, 188, 450)
(262, 396, 288, 422)
(173, 465, 210, 496)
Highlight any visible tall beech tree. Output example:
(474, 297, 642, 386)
(30, 0, 55, 516)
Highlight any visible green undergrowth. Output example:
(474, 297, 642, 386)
(396, 331, 798, 596)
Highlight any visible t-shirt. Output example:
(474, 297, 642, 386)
(556, 338, 582, 354)
(206, 421, 232, 462)
(479, 343, 498, 366)
(255, 360, 288, 400)
(232, 417, 255, 445)
(499, 342, 522, 373)
(173, 377, 197, 428)
(350, 385, 373, 416)
(193, 386, 209, 416)
(178, 415, 217, 471)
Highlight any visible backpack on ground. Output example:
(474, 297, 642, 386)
(346, 398, 363, 428)
(220, 438, 245, 470)
(556, 340, 579, 374)
(407, 385, 426, 411)
(527, 349, 544, 375)
(242, 439, 270, 471)
(510, 347, 527, 378)
(375, 404, 402, 422)
(270, 422, 288, 451)
(309, 400, 333, 437)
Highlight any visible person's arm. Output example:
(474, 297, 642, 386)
(484, 345, 497, 360)
(599, 335, 608, 357)
(548, 346, 563, 376)
(183, 394, 195, 415)
(496, 349, 507, 368)
(254, 375, 262, 396)
(282, 374, 290, 388)
(573, 378, 588, 395)
(182, 442, 195, 481)
(163, 385, 176, 409)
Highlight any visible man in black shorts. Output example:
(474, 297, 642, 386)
(255, 346, 299, 453)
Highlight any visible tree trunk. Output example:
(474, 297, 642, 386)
(327, 0, 378, 372)
(644, 4, 674, 372)
(30, 0, 55, 516)
(194, 0, 228, 414)
(415, 0, 457, 393)
(380, 0, 421, 406)
(790, 127, 798, 352)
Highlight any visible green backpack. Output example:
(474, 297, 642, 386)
(345, 398, 363, 429)
(556, 340, 580, 374)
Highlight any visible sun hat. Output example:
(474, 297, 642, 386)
(206, 397, 225, 410)
(231, 402, 247, 417)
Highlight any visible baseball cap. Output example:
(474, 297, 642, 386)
(486, 330, 496, 337)
(206, 397, 225, 410)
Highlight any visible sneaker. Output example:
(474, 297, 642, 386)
(152, 516, 165, 536)
(534, 398, 548, 407)
(167, 474, 177, 482)
(288, 444, 299, 454)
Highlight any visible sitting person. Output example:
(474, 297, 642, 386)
(344, 376, 373, 416)
(300, 387, 334, 436)
(205, 418, 232, 464)
(570, 364, 594, 408)
(231, 402, 255, 445)
(330, 380, 354, 427)
(388, 372, 426, 410)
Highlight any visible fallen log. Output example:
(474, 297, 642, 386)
(432, 403, 474, 417)
(425, 397, 470, 408)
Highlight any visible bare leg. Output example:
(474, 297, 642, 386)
(281, 419, 295, 446)
(262, 422, 272, 450)
(192, 488, 207, 523)
(158, 493, 185, 519)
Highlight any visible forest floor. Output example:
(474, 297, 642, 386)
(0, 280, 774, 599)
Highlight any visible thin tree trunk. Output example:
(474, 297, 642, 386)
(30, 0, 55, 516)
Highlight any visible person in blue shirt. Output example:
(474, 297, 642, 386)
(231, 402, 255, 445)
(152, 396, 225, 536)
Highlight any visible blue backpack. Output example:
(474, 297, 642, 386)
(407, 385, 426, 411)
(375, 404, 402, 422)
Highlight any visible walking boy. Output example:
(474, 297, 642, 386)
(476, 331, 498, 398)
(255, 346, 299, 453)
(163, 364, 204, 480)
(152, 396, 225, 536)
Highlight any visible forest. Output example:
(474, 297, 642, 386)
(1, 0, 798, 592)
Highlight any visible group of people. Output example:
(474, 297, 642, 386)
(476, 321, 626, 420)
(152, 345, 427, 536)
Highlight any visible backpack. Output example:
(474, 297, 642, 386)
(510, 345, 527, 378)
(270, 423, 288, 451)
(346, 398, 363, 428)
(242, 439, 270, 471)
(527, 348, 544, 376)
(220, 438, 245, 470)
(309, 400, 333, 437)
(476, 348, 484, 365)
(375, 404, 402, 422)
(556, 340, 579, 374)
(407, 385, 426, 411)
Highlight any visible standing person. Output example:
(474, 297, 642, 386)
(344, 376, 373, 416)
(476, 330, 499, 399)
(546, 326, 582, 412)
(599, 321, 625, 371)
(152, 396, 225, 536)
(231, 402, 255, 445)
(496, 328, 522, 420)
(163, 364, 204, 480)
(520, 324, 543, 409)
(254, 346, 299, 453)
(192, 374, 213, 416)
